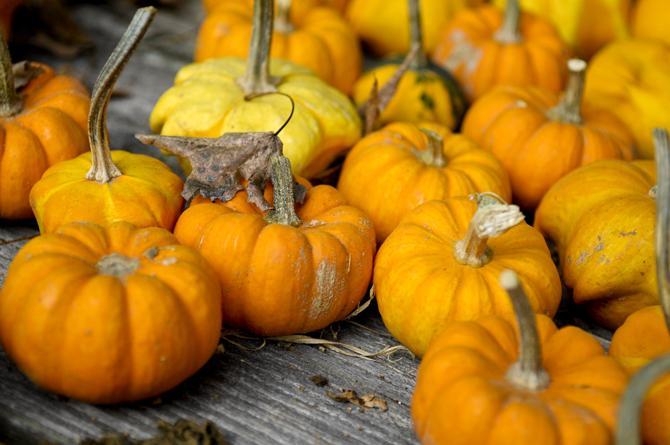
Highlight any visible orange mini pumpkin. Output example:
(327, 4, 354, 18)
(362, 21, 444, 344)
(432, 0, 569, 102)
(29, 8, 183, 234)
(535, 157, 656, 329)
(609, 129, 670, 445)
(196, 0, 362, 94)
(338, 122, 511, 242)
(174, 154, 376, 336)
(413, 270, 628, 445)
(0, 35, 89, 220)
(374, 193, 561, 356)
(463, 58, 635, 209)
(0, 221, 222, 404)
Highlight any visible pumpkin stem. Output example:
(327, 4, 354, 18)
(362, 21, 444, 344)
(239, 0, 277, 96)
(653, 129, 670, 333)
(416, 128, 445, 167)
(86, 7, 156, 184)
(454, 193, 524, 267)
(494, 0, 522, 44)
(0, 34, 21, 117)
(407, 0, 427, 69)
(547, 59, 587, 125)
(97, 253, 140, 278)
(616, 353, 670, 445)
(501, 270, 551, 391)
(265, 153, 301, 226)
(275, 0, 293, 33)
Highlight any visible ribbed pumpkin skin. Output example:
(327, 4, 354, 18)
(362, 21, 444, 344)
(374, 199, 561, 356)
(149, 58, 361, 178)
(585, 40, 670, 159)
(338, 122, 511, 242)
(195, 1, 362, 94)
(632, 0, 670, 46)
(432, 5, 568, 102)
(347, 0, 485, 56)
(493, 0, 631, 58)
(610, 306, 670, 445)
(29, 151, 184, 234)
(535, 160, 657, 329)
(462, 85, 635, 209)
(0, 63, 90, 220)
(413, 314, 628, 445)
(0, 222, 222, 404)
(174, 183, 376, 336)
(352, 61, 466, 130)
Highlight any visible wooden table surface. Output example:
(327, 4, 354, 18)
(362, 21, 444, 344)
(0, 1, 612, 444)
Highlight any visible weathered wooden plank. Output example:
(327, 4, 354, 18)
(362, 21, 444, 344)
(0, 312, 418, 444)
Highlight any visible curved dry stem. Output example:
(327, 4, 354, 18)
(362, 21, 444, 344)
(454, 194, 524, 267)
(494, 0, 521, 44)
(616, 353, 670, 445)
(501, 270, 550, 391)
(654, 128, 670, 332)
(407, 0, 427, 68)
(86, 7, 156, 183)
(239, 0, 277, 96)
(0, 34, 21, 117)
(547, 59, 587, 124)
(416, 128, 445, 167)
(264, 154, 301, 226)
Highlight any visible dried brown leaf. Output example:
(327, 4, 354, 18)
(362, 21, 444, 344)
(136, 133, 306, 210)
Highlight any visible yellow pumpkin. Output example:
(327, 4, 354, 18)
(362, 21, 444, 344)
(493, 0, 631, 58)
(585, 39, 670, 159)
(351, 0, 466, 130)
(338, 122, 511, 242)
(151, 0, 360, 178)
(29, 8, 183, 234)
(535, 159, 657, 329)
(374, 193, 561, 356)
(347, 0, 485, 56)
(631, 0, 670, 46)
(609, 129, 670, 445)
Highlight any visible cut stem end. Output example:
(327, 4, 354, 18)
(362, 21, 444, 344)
(454, 194, 524, 267)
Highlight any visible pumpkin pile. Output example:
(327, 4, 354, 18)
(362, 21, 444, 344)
(0, 0, 668, 443)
